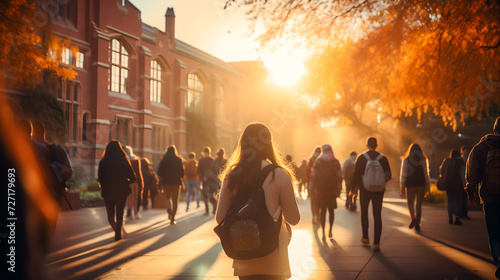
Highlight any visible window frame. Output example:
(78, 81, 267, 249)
(150, 60, 163, 103)
(109, 38, 129, 94)
(186, 73, 203, 113)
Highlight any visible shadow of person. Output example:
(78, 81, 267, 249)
(172, 243, 223, 279)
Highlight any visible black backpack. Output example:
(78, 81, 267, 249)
(214, 164, 281, 260)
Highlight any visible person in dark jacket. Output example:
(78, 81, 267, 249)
(310, 144, 342, 242)
(440, 149, 466, 225)
(465, 116, 500, 278)
(400, 143, 430, 231)
(352, 137, 392, 252)
(98, 140, 136, 241)
(157, 145, 184, 224)
(141, 157, 158, 210)
(198, 146, 215, 215)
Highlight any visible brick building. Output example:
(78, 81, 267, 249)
(43, 0, 242, 179)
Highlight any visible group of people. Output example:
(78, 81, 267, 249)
(301, 137, 391, 249)
(97, 141, 228, 240)
(97, 141, 159, 240)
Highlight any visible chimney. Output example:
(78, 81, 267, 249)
(165, 8, 175, 43)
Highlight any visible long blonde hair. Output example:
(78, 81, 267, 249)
(219, 123, 296, 192)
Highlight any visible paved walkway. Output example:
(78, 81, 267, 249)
(44, 193, 497, 280)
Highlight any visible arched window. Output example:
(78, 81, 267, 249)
(186, 73, 203, 112)
(150, 60, 162, 103)
(109, 39, 129, 94)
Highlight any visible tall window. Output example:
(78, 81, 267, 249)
(62, 48, 72, 65)
(186, 73, 203, 112)
(82, 114, 88, 143)
(75, 51, 84, 68)
(57, 81, 79, 146)
(57, 0, 76, 25)
(150, 60, 162, 103)
(109, 39, 129, 94)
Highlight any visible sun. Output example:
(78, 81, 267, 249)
(262, 44, 309, 87)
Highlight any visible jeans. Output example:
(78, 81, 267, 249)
(201, 180, 218, 213)
(103, 194, 127, 237)
(446, 190, 464, 219)
(163, 184, 181, 219)
(185, 180, 200, 209)
(345, 181, 357, 209)
(360, 188, 385, 244)
(406, 187, 425, 225)
(484, 203, 500, 266)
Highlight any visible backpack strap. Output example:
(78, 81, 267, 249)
(363, 152, 383, 161)
(256, 164, 279, 189)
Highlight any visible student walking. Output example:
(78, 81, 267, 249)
(184, 152, 200, 211)
(140, 157, 158, 210)
(307, 146, 322, 224)
(198, 147, 216, 215)
(440, 149, 466, 225)
(211, 148, 228, 190)
(216, 123, 301, 280)
(400, 143, 430, 231)
(353, 137, 392, 251)
(158, 145, 185, 224)
(124, 146, 143, 219)
(459, 145, 471, 219)
(98, 140, 136, 241)
(465, 116, 500, 279)
(310, 144, 342, 242)
(342, 151, 357, 211)
(297, 159, 307, 196)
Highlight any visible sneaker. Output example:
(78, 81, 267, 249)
(454, 218, 463, 225)
(409, 217, 417, 229)
(373, 244, 380, 252)
(360, 236, 370, 244)
(186, 208, 189, 212)
(171, 219, 176, 225)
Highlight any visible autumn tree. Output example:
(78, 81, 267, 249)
(226, 0, 500, 130)
(1, 0, 76, 141)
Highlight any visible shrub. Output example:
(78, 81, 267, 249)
(80, 191, 104, 208)
(86, 180, 101, 192)
(424, 183, 446, 207)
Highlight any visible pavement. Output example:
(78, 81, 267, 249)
(43, 191, 498, 280)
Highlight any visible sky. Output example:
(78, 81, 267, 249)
(129, 0, 308, 86)
(129, 0, 261, 62)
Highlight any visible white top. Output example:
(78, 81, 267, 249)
(400, 157, 431, 194)
(215, 160, 301, 277)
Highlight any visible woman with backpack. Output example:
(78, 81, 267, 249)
(310, 144, 342, 242)
(98, 140, 136, 241)
(400, 143, 430, 231)
(215, 123, 301, 280)
(439, 149, 466, 225)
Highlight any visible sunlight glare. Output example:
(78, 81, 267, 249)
(262, 44, 308, 87)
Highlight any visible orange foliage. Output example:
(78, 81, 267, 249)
(0, 0, 76, 90)
(229, 0, 500, 130)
